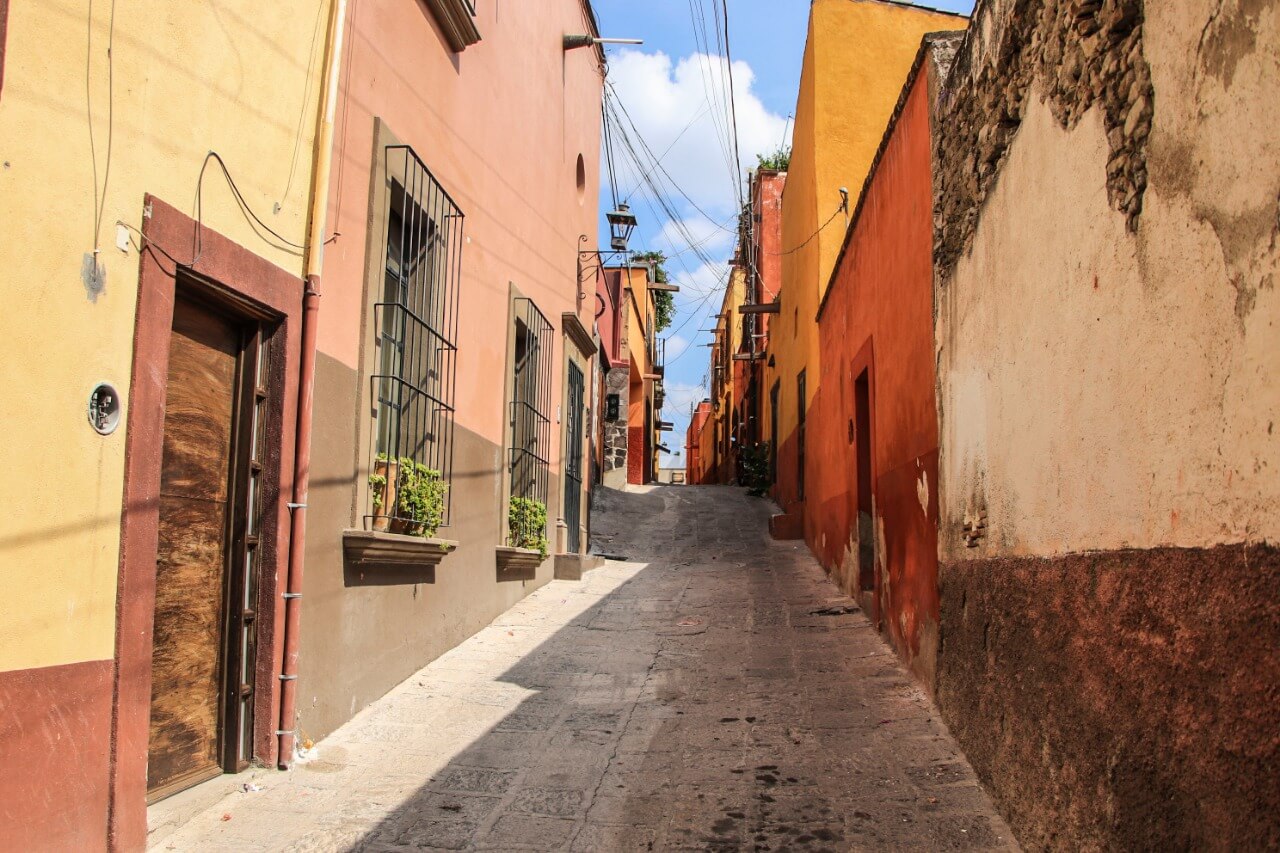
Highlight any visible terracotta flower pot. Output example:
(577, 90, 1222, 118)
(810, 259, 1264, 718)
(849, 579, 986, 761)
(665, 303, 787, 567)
(370, 458, 399, 532)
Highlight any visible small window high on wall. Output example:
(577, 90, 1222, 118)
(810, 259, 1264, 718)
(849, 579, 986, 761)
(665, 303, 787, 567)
(367, 145, 462, 529)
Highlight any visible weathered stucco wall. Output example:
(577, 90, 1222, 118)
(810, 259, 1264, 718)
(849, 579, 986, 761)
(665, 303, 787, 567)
(932, 0, 1280, 846)
(935, 0, 1278, 557)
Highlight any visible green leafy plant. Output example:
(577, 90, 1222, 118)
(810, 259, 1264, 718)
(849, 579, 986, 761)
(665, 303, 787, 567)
(741, 441, 772, 497)
(508, 496, 549, 559)
(395, 457, 447, 538)
(632, 250, 674, 333)
(368, 473, 387, 512)
(756, 147, 791, 171)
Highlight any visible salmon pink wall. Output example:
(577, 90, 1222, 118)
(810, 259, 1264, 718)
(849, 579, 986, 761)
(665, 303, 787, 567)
(808, 61, 941, 685)
(320, 0, 603, 451)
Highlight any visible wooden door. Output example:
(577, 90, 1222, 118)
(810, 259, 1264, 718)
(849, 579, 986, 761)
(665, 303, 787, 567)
(148, 296, 248, 799)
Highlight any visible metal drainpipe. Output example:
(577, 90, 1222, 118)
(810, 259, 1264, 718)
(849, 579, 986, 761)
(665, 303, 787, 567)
(277, 0, 348, 770)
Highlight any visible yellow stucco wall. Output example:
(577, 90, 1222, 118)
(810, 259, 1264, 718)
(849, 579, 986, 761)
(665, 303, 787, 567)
(714, 266, 747, 460)
(766, 0, 966, 467)
(0, 0, 328, 673)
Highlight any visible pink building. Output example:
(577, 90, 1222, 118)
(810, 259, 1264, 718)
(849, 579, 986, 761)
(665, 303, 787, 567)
(297, 0, 606, 745)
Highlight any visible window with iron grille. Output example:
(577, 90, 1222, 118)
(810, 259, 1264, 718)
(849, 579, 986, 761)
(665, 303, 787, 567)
(509, 299, 553, 506)
(367, 144, 462, 530)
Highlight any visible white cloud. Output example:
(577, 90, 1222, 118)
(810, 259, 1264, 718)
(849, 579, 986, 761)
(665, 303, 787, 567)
(656, 214, 735, 261)
(607, 49, 790, 219)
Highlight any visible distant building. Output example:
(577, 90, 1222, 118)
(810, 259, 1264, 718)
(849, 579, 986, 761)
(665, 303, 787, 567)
(597, 262, 672, 487)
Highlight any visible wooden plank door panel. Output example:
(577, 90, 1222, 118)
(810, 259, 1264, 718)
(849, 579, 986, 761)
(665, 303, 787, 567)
(148, 297, 240, 797)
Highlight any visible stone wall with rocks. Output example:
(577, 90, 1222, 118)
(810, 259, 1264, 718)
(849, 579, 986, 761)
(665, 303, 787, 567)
(933, 0, 1153, 275)
(601, 366, 630, 488)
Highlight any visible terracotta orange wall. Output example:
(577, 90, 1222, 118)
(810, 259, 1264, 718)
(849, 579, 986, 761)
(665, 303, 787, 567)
(808, 60, 941, 684)
(754, 171, 786, 341)
(685, 402, 711, 484)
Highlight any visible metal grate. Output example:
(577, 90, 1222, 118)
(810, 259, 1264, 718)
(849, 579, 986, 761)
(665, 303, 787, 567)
(509, 298, 553, 506)
(367, 145, 463, 530)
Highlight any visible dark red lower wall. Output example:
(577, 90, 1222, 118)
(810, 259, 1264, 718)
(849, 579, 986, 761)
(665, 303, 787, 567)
(936, 543, 1280, 850)
(0, 659, 113, 852)
(627, 426, 643, 485)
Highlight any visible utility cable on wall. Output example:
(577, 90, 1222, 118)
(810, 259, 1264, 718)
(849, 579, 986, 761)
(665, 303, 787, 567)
(765, 191, 848, 257)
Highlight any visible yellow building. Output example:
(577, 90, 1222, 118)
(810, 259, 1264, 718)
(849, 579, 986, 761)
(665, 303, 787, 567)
(0, 1, 332, 847)
(763, 0, 966, 524)
(710, 265, 748, 481)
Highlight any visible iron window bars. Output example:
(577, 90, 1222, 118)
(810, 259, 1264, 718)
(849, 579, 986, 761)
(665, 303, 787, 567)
(509, 298, 554, 507)
(367, 144, 462, 531)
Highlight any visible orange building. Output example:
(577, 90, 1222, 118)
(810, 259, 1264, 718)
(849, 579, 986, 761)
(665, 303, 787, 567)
(808, 33, 964, 685)
(685, 400, 714, 485)
(598, 262, 670, 487)
(294, 0, 605, 756)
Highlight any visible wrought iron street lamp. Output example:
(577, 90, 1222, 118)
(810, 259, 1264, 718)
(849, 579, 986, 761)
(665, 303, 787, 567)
(606, 203, 638, 252)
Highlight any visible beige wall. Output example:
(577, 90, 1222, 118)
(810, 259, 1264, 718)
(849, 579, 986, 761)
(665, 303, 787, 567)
(0, 0, 326, 673)
(935, 0, 1279, 561)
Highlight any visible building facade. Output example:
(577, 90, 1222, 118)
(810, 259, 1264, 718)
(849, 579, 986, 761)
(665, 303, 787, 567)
(597, 262, 667, 488)
(928, 0, 1279, 846)
(685, 400, 714, 485)
(808, 33, 963, 684)
(762, 0, 967, 537)
(0, 1, 331, 848)
(0, 0, 608, 848)
(296, 0, 604, 750)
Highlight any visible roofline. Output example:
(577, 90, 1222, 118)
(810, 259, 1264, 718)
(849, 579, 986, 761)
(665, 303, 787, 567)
(815, 30, 965, 322)
(845, 0, 970, 20)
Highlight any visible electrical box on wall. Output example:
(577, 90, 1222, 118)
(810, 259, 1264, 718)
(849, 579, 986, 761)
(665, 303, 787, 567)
(606, 393, 620, 421)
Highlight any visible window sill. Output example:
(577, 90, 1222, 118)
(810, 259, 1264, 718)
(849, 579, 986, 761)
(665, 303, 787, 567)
(495, 545, 543, 573)
(424, 0, 481, 52)
(343, 529, 458, 568)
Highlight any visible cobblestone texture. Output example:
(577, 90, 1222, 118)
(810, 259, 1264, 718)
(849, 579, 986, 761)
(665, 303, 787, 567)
(153, 486, 1016, 852)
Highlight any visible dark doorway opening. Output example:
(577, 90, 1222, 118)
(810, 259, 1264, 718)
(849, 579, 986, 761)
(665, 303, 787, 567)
(796, 370, 807, 501)
(854, 368, 874, 592)
(564, 361, 585, 553)
(769, 380, 779, 486)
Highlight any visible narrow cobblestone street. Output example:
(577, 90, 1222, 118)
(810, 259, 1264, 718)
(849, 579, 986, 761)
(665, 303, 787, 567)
(153, 486, 1015, 852)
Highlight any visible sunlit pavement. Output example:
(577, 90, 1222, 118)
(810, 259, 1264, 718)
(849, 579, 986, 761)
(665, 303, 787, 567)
(152, 485, 1016, 852)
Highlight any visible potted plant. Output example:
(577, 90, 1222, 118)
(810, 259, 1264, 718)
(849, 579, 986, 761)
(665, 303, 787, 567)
(368, 453, 399, 531)
(393, 457, 447, 538)
(508, 497, 549, 558)
(740, 441, 772, 497)
(497, 496, 548, 573)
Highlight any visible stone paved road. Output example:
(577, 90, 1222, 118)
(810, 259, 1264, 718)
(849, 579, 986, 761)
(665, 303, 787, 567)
(153, 485, 1016, 852)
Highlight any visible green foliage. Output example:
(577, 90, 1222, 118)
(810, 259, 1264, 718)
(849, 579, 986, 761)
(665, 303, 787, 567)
(740, 441, 772, 497)
(756, 147, 791, 171)
(395, 457, 447, 538)
(653, 289, 674, 333)
(632, 250, 674, 333)
(508, 497, 549, 559)
(368, 473, 387, 511)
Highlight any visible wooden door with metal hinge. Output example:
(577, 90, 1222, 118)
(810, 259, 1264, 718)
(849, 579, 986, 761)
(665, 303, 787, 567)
(147, 291, 267, 801)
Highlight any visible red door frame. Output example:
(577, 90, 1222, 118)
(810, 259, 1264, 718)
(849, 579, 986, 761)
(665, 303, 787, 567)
(109, 196, 302, 850)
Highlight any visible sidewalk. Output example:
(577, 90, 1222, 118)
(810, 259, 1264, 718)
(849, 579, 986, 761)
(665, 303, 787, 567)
(152, 486, 1016, 851)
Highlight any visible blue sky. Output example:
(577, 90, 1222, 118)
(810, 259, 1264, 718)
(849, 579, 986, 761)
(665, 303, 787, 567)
(590, 0, 974, 467)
